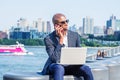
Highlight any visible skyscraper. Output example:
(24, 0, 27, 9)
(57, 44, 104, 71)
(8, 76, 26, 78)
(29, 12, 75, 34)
(106, 15, 116, 31)
(32, 21, 37, 28)
(32, 19, 51, 33)
(37, 18, 43, 32)
(115, 20, 120, 31)
(17, 18, 29, 28)
(46, 21, 51, 33)
(106, 15, 120, 35)
(42, 21, 47, 33)
(83, 16, 94, 34)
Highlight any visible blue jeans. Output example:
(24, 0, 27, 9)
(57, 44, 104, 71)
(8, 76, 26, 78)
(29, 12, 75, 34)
(49, 63, 94, 80)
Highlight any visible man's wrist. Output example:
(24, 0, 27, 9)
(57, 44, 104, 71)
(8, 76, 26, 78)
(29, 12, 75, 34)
(59, 38, 63, 45)
(61, 44, 65, 47)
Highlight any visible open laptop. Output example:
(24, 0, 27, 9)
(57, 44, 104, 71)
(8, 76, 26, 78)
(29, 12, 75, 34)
(60, 47, 87, 65)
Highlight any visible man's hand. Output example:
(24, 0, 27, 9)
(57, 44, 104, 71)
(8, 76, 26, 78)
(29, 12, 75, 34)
(55, 24, 64, 38)
(55, 24, 64, 45)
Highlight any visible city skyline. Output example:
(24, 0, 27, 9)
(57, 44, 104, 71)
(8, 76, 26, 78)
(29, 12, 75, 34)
(0, 0, 120, 31)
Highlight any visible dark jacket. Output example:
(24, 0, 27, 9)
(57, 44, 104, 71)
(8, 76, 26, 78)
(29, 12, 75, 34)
(42, 30, 81, 74)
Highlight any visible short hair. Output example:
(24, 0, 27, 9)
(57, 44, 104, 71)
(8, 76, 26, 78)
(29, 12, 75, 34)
(52, 13, 66, 24)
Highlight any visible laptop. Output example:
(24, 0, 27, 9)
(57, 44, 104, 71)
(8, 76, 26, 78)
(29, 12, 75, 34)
(60, 47, 87, 65)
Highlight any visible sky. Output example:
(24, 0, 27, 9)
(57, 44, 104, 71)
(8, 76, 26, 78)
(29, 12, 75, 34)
(0, 0, 120, 31)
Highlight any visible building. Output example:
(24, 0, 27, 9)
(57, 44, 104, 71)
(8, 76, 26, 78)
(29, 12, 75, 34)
(17, 18, 29, 28)
(42, 21, 47, 33)
(78, 27, 83, 35)
(0, 31, 8, 39)
(83, 16, 94, 34)
(30, 28, 39, 39)
(94, 26, 104, 36)
(106, 15, 116, 31)
(37, 18, 43, 32)
(9, 18, 52, 39)
(33, 21, 37, 29)
(69, 24, 77, 32)
(114, 31, 120, 40)
(115, 20, 120, 31)
(33, 19, 51, 33)
(9, 27, 30, 39)
(46, 21, 51, 33)
(106, 15, 120, 35)
(107, 27, 114, 35)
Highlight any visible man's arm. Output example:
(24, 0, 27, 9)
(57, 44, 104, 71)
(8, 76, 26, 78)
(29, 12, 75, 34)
(44, 37, 64, 63)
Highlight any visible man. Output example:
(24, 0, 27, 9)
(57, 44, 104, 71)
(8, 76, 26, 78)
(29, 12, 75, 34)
(42, 13, 94, 80)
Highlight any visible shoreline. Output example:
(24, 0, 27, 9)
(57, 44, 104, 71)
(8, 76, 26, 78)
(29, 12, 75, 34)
(24, 46, 114, 49)
(25, 46, 45, 48)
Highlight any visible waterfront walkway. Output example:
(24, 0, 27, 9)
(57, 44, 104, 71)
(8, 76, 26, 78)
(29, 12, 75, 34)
(86, 46, 120, 80)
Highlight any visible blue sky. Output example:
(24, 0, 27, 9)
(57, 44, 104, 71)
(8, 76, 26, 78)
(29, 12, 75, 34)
(0, 0, 120, 31)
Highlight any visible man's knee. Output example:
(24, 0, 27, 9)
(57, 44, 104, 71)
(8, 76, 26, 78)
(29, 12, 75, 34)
(51, 64, 65, 73)
(54, 64, 64, 70)
(80, 65, 91, 71)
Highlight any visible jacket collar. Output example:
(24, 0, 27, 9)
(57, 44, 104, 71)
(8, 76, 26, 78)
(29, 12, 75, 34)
(53, 30, 71, 47)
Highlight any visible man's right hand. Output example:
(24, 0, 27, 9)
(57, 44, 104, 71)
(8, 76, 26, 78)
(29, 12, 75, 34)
(55, 24, 64, 38)
(55, 24, 64, 45)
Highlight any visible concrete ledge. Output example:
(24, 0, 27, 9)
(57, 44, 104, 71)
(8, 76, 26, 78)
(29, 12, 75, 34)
(102, 61, 120, 80)
(91, 66, 109, 80)
(3, 65, 110, 80)
(3, 72, 84, 80)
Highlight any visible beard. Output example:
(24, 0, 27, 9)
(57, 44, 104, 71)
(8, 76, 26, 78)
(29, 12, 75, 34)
(63, 28, 68, 31)
(62, 25, 68, 31)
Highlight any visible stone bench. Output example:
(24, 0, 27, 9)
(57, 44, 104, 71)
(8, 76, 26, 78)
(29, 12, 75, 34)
(3, 65, 110, 80)
(90, 65, 109, 80)
(100, 61, 120, 80)
(3, 72, 84, 80)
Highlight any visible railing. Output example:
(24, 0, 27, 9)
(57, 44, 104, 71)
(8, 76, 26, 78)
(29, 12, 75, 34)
(86, 46, 120, 61)
(85, 46, 120, 80)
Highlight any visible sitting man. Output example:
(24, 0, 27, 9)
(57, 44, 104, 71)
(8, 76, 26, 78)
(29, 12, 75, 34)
(42, 13, 94, 80)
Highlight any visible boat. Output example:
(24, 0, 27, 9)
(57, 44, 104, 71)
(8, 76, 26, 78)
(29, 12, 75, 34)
(0, 41, 33, 55)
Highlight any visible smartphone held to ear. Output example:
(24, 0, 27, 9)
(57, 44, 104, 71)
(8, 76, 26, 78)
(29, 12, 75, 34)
(55, 24, 62, 27)
(59, 24, 62, 27)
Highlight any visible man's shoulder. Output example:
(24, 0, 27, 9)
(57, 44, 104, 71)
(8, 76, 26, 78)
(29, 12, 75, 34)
(44, 31, 56, 39)
(68, 30, 79, 36)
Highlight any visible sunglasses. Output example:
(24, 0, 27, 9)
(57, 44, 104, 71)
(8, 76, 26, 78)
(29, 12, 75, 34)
(57, 19, 69, 25)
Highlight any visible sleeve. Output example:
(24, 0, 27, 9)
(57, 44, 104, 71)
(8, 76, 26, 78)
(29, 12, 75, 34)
(76, 33, 81, 47)
(44, 37, 64, 63)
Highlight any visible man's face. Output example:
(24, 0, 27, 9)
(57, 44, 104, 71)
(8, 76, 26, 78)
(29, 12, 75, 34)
(54, 16, 69, 31)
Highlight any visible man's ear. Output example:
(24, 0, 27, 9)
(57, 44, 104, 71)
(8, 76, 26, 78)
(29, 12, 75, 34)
(54, 24, 57, 29)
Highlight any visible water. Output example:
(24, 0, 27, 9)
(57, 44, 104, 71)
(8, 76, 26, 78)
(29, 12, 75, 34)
(0, 47, 48, 80)
(0, 47, 100, 80)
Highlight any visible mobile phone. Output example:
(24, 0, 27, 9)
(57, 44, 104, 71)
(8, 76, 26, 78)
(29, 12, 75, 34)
(55, 23, 62, 27)
(59, 24, 62, 27)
